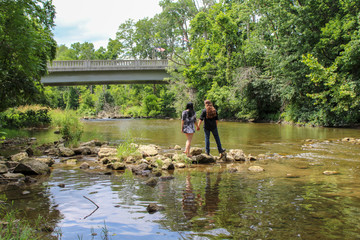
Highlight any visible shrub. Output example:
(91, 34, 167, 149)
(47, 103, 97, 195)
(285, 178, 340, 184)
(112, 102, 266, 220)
(125, 106, 144, 118)
(50, 109, 83, 146)
(0, 105, 51, 128)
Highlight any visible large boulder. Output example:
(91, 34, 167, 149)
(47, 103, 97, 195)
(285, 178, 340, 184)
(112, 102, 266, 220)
(11, 152, 29, 162)
(138, 145, 159, 157)
(59, 147, 75, 157)
(190, 147, 202, 156)
(128, 163, 151, 175)
(72, 147, 92, 155)
(98, 147, 118, 159)
(13, 159, 50, 175)
(45, 147, 60, 156)
(35, 157, 55, 167)
(192, 154, 215, 164)
(161, 159, 174, 170)
(111, 162, 126, 170)
(228, 149, 246, 161)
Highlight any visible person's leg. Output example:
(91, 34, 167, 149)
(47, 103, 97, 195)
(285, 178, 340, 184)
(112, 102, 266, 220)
(204, 128, 211, 154)
(185, 133, 194, 156)
(211, 128, 225, 153)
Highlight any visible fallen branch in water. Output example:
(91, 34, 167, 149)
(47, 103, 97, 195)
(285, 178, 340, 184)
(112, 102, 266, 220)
(83, 195, 99, 219)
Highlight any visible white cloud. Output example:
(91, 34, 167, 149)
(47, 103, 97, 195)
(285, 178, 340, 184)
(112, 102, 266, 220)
(53, 0, 162, 49)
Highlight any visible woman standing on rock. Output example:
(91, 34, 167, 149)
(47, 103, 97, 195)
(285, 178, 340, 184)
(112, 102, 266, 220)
(181, 102, 199, 157)
(197, 100, 226, 157)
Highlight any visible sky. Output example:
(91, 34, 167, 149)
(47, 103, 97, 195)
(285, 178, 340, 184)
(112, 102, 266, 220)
(52, 0, 163, 49)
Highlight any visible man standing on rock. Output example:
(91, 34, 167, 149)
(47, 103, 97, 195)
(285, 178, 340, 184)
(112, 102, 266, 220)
(197, 100, 226, 157)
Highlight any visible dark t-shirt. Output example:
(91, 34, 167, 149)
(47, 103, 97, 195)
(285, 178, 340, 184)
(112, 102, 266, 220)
(200, 109, 218, 130)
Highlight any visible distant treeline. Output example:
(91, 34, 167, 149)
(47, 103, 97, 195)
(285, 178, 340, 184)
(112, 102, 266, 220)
(2, 0, 360, 126)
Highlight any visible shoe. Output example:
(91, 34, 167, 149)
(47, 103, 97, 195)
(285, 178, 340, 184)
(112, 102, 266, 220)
(220, 149, 226, 154)
(219, 149, 226, 158)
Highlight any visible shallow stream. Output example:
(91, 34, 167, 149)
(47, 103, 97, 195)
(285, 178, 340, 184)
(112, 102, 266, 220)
(2, 119, 360, 239)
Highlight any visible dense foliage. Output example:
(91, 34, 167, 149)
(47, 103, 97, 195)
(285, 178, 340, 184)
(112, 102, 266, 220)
(0, 0, 56, 112)
(43, 0, 359, 126)
(1, 0, 359, 126)
(0, 105, 51, 128)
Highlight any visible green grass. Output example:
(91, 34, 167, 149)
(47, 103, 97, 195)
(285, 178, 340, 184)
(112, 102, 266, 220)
(0, 195, 50, 240)
(116, 136, 141, 160)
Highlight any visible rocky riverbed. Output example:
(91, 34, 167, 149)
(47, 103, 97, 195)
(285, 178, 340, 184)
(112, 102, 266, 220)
(1, 136, 357, 191)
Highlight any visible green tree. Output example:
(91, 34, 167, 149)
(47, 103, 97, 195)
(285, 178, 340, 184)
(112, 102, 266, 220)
(0, 0, 56, 111)
(143, 94, 161, 117)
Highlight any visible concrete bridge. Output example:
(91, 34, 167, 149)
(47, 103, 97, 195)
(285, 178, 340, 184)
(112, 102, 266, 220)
(41, 60, 170, 86)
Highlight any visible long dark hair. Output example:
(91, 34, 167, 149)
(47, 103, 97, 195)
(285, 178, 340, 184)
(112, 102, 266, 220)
(204, 100, 216, 118)
(186, 102, 195, 117)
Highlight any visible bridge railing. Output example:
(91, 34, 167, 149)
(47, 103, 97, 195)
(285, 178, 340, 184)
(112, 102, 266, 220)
(47, 60, 168, 72)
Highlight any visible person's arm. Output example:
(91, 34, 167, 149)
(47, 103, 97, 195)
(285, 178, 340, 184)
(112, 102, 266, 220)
(197, 119, 202, 131)
(181, 120, 184, 133)
(216, 120, 218, 126)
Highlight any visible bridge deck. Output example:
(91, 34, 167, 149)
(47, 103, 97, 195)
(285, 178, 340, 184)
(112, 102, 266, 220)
(48, 60, 168, 72)
(43, 60, 170, 86)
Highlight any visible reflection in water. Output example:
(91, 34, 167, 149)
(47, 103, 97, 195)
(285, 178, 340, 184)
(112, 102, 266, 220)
(203, 171, 221, 219)
(1, 120, 360, 239)
(182, 174, 201, 220)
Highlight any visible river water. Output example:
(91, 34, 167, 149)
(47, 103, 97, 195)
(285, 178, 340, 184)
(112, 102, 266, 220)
(2, 119, 360, 239)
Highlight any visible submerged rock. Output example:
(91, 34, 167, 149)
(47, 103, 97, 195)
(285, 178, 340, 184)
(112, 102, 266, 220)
(286, 173, 300, 178)
(66, 159, 77, 165)
(24, 176, 37, 184)
(323, 170, 340, 175)
(146, 203, 164, 213)
(79, 162, 90, 169)
(145, 177, 158, 187)
(248, 166, 264, 172)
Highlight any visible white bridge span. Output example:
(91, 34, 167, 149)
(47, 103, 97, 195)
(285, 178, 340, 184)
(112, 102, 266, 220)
(42, 60, 170, 86)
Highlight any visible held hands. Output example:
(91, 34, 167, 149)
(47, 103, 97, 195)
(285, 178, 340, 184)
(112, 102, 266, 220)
(196, 126, 200, 131)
